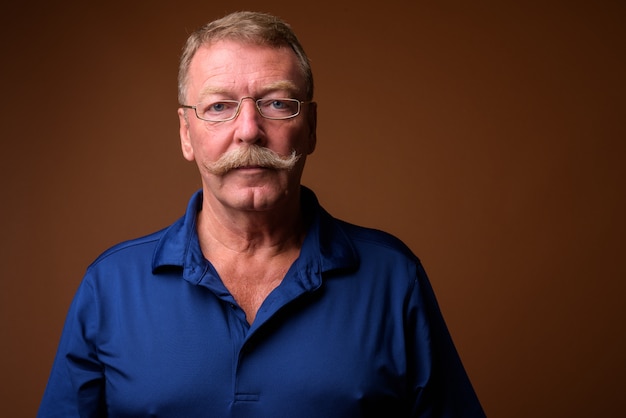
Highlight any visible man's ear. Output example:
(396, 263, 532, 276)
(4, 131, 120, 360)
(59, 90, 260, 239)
(306, 102, 317, 155)
(178, 108, 195, 161)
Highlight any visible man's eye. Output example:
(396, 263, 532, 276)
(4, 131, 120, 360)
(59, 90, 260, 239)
(199, 101, 238, 118)
(208, 102, 228, 112)
(270, 100, 288, 109)
(259, 99, 296, 111)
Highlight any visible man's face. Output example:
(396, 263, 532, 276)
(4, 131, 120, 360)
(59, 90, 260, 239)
(178, 40, 317, 214)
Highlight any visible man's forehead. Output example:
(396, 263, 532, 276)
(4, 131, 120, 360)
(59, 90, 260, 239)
(193, 39, 294, 64)
(188, 42, 305, 99)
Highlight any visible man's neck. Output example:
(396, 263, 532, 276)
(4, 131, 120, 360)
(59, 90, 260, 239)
(195, 191, 306, 325)
(196, 193, 306, 259)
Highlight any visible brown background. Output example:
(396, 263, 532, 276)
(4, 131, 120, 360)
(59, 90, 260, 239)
(1, 1, 624, 417)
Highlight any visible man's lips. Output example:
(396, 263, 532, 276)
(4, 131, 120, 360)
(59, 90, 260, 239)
(235, 165, 268, 170)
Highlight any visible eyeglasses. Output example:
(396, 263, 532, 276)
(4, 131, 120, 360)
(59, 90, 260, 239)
(180, 97, 308, 122)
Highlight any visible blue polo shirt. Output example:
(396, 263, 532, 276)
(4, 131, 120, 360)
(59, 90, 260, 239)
(38, 187, 485, 417)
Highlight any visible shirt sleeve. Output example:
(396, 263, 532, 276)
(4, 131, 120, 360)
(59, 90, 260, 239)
(407, 262, 486, 418)
(38, 275, 107, 417)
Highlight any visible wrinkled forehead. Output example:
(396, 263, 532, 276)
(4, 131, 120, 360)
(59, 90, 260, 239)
(186, 41, 307, 101)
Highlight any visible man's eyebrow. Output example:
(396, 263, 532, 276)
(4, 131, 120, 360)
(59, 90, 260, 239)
(260, 80, 300, 94)
(198, 81, 301, 101)
(198, 86, 229, 101)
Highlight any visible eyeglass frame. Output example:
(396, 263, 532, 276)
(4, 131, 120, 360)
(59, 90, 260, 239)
(180, 96, 311, 122)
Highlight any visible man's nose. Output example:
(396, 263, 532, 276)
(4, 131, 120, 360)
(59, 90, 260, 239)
(234, 97, 264, 144)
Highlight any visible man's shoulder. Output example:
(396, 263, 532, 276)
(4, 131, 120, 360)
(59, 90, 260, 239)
(88, 226, 169, 269)
(333, 218, 418, 262)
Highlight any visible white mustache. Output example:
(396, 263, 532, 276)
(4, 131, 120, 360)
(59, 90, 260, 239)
(204, 145, 300, 175)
